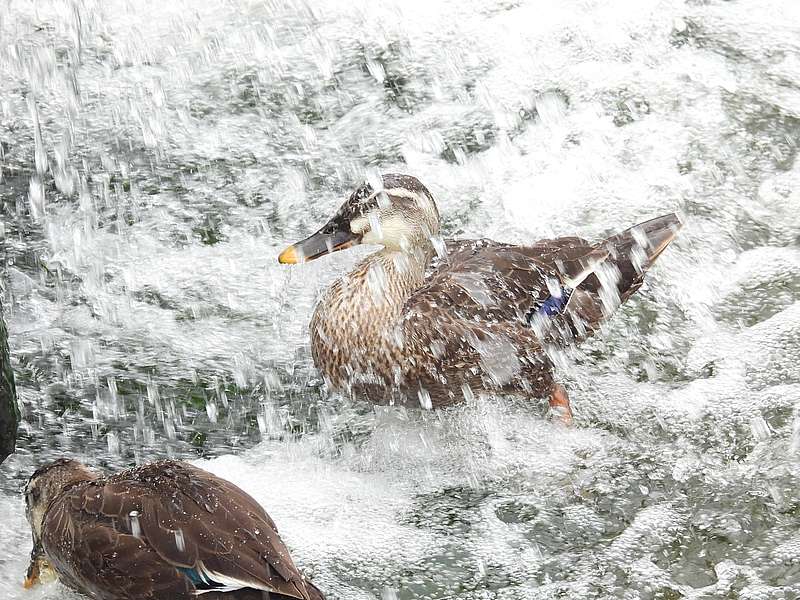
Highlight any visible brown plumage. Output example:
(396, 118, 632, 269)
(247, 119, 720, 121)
(23, 459, 323, 600)
(279, 174, 681, 421)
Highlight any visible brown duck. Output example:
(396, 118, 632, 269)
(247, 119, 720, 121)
(23, 459, 324, 600)
(279, 174, 681, 423)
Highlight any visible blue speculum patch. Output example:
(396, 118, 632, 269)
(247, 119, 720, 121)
(525, 285, 574, 325)
(178, 567, 210, 587)
(529, 286, 574, 321)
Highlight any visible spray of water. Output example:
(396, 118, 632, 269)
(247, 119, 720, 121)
(2, 0, 800, 598)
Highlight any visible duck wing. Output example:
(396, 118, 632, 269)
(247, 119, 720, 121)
(400, 239, 582, 402)
(418, 238, 592, 323)
(435, 215, 681, 338)
(400, 216, 681, 402)
(41, 460, 314, 600)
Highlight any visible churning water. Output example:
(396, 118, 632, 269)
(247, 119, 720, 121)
(1, 0, 800, 598)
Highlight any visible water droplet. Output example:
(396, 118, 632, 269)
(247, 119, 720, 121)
(129, 511, 141, 538)
(174, 529, 185, 552)
(418, 387, 432, 410)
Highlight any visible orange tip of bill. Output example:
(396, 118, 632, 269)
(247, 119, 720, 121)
(23, 576, 37, 589)
(278, 245, 300, 264)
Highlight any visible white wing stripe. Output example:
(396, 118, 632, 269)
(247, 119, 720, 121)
(191, 561, 282, 596)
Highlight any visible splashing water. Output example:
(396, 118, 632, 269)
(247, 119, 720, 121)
(2, 0, 800, 598)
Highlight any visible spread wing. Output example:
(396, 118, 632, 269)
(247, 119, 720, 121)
(42, 461, 312, 600)
(399, 238, 604, 402)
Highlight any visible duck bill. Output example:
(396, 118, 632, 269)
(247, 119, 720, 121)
(278, 227, 361, 264)
(23, 543, 44, 589)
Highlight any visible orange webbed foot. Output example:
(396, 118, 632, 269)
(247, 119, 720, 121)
(548, 383, 573, 426)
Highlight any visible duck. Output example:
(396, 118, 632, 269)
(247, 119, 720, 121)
(23, 458, 324, 600)
(279, 174, 681, 423)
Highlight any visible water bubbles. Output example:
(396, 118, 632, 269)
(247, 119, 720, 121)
(28, 176, 46, 221)
(451, 272, 495, 308)
(749, 415, 771, 442)
(68, 339, 95, 370)
(163, 419, 177, 441)
(365, 59, 386, 84)
(106, 431, 120, 455)
(792, 411, 800, 454)
(467, 332, 520, 387)
(417, 387, 432, 410)
(366, 261, 387, 304)
(767, 484, 785, 507)
(205, 397, 218, 424)
(174, 529, 185, 553)
(595, 262, 622, 318)
(256, 410, 268, 435)
(368, 211, 383, 240)
(461, 384, 474, 403)
(146, 380, 160, 406)
(28, 97, 48, 177)
(129, 511, 142, 538)
(365, 170, 384, 198)
(107, 377, 120, 416)
(430, 235, 447, 259)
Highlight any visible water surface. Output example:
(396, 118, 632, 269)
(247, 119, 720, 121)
(1, 0, 799, 598)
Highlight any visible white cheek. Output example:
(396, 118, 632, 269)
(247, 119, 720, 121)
(378, 216, 411, 244)
(355, 215, 412, 247)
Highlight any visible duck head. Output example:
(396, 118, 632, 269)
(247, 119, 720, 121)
(23, 459, 95, 588)
(279, 173, 440, 264)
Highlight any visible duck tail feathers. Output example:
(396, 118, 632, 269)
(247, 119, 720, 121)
(550, 213, 681, 339)
(600, 213, 681, 301)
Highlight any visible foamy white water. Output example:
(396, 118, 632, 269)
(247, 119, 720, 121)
(2, 0, 800, 598)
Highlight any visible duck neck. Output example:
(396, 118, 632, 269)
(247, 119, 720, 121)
(349, 243, 433, 318)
